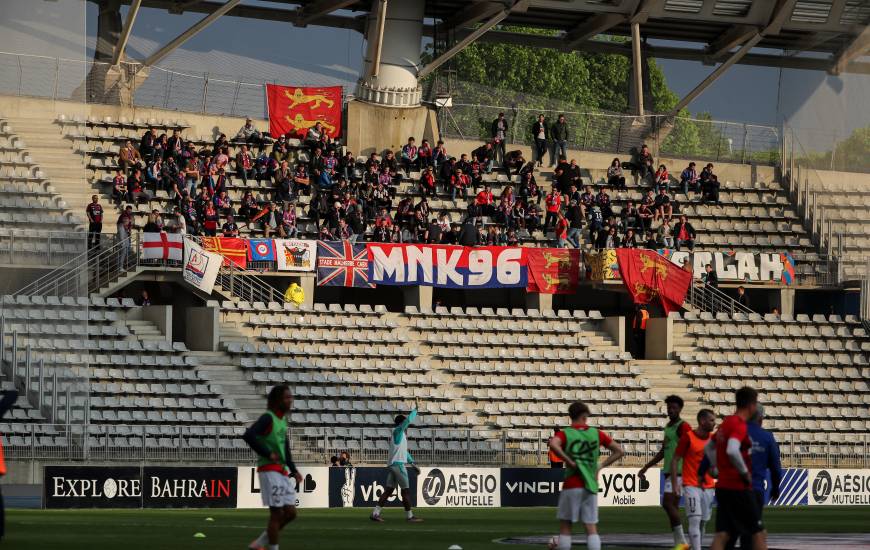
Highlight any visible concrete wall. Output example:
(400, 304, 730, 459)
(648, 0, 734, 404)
(184, 306, 218, 352)
(602, 316, 626, 351)
(143, 305, 172, 341)
(346, 100, 438, 157)
(645, 316, 673, 359)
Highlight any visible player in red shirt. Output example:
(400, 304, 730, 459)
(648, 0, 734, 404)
(708, 387, 767, 550)
(548, 402, 624, 550)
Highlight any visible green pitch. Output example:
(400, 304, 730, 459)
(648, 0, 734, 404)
(6, 506, 869, 550)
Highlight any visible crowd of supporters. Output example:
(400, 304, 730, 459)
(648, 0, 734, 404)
(101, 113, 720, 251)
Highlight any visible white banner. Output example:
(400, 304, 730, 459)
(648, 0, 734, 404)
(661, 250, 794, 284)
(142, 232, 183, 261)
(808, 469, 870, 506)
(236, 467, 329, 509)
(275, 239, 317, 272)
(182, 239, 221, 294)
(417, 467, 500, 508)
(599, 468, 660, 507)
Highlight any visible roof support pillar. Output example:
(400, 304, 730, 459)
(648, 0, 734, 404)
(669, 32, 762, 115)
(364, 0, 388, 80)
(112, 0, 142, 66)
(143, 0, 241, 67)
(630, 22, 644, 116)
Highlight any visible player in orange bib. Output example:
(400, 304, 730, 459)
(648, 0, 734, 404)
(671, 409, 717, 550)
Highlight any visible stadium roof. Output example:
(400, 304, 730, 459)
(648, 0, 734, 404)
(126, 0, 870, 74)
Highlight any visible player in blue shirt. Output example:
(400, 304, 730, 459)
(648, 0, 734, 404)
(701, 405, 782, 550)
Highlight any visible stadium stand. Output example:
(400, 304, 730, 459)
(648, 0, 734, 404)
(0, 103, 866, 468)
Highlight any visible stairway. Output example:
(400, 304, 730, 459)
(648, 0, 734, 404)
(631, 359, 704, 420)
(3, 116, 98, 232)
(190, 349, 260, 423)
(124, 319, 165, 341)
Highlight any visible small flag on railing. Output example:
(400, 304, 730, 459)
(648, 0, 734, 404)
(247, 238, 276, 262)
(142, 233, 183, 261)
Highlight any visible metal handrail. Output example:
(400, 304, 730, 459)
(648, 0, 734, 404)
(184, 235, 286, 305)
(686, 280, 755, 315)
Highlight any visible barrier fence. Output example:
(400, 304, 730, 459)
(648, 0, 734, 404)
(5, 424, 868, 469)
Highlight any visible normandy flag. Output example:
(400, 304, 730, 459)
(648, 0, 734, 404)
(266, 84, 342, 139)
(615, 249, 692, 314)
(525, 248, 582, 294)
(200, 237, 247, 269)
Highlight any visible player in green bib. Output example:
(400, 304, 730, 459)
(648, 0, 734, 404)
(242, 384, 302, 550)
(548, 402, 624, 550)
(639, 395, 693, 548)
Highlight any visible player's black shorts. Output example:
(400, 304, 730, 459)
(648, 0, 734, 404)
(715, 488, 764, 537)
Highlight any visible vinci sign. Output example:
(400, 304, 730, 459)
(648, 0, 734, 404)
(367, 244, 527, 289)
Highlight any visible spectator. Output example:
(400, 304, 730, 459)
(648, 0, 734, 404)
(339, 151, 357, 181)
(657, 219, 674, 248)
(596, 225, 620, 250)
(116, 205, 133, 266)
(111, 170, 127, 204)
(119, 139, 143, 174)
(251, 202, 279, 237)
(550, 114, 569, 167)
(85, 195, 103, 249)
(414, 139, 432, 169)
(635, 143, 654, 183)
(138, 290, 151, 306)
(432, 140, 447, 170)
(472, 142, 495, 174)
(682, 258, 693, 275)
(653, 188, 673, 222)
(736, 285, 748, 307)
(703, 264, 719, 289)
(166, 129, 184, 162)
(139, 128, 156, 162)
(679, 162, 698, 196)
(401, 137, 419, 176)
(518, 170, 540, 206)
(543, 187, 563, 230)
(504, 150, 526, 175)
(623, 228, 639, 248)
(236, 118, 269, 148)
(491, 112, 509, 164)
(171, 208, 187, 235)
(621, 200, 639, 232)
(637, 201, 653, 233)
(556, 158, 581, 194)
(347, 205, 365, 243)
(608, 157, 626, 190)
(425, 217, 442, 244)
(127, 168, 151, 204)
(702, 173, 720, 204)
(214, 190, 233, 218)
(419, 166, 437, 197)
(474, 185, 495, 219)
(565, 200, 583, 248)
(306, 121, 324, 148)
(673, 214, 696, 251)
(202, 202, 219, 236)
(450, 168, 470, 202)
(526, 202, 542, 235)
(653, 164, 669, 192)
(222, 214, 240, 237)
(330, 456, 340, 467)
(595, 188, 613, 220)
(554, 211, 569, 248)
(458, 219, 479, 246)
(235, 145, 255, 185)
(339, 451, 352, 467)
(644, 230, 658, 249)
(532, 114, 548, 167)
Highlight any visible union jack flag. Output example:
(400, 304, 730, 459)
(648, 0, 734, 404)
(316, 240, 375, 288)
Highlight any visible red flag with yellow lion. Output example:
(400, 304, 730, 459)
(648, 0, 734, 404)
(615, 249, 691, 314)
(525, 248, 582, 294)
(266, 84, 342, 139)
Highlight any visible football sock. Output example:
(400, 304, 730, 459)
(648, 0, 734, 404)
(268, 545, 278, 550)
(372, 506, 382, 517)
(253, 531, 269, 547)
(558, 534, 572, 550)
(587, 534, 601, 550)
(688, 517, 702, 550)
(673, 525, 687, 546)
(406, 510, 414, 519)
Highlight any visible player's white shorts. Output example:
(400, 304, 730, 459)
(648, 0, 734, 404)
(557, 488, 598, 524)
(259, 471, 297, 508)
(684, 486, 715, 521)
(663, 475, 683, 494)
